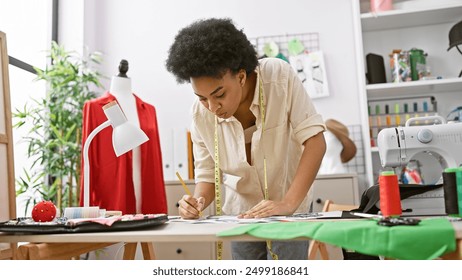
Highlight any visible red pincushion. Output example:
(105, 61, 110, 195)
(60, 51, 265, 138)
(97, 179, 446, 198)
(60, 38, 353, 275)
(32, 201, 57, 222)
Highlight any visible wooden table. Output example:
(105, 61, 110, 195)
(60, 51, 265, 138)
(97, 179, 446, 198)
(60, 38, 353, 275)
(1, 220, 461, 260)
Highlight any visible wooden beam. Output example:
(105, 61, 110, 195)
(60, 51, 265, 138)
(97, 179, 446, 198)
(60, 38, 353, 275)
(16, 242, 115, 260)
(0, 134, 7, 143)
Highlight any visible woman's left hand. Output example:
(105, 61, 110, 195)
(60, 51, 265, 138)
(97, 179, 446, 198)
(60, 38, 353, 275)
(238, 200, 295, 218)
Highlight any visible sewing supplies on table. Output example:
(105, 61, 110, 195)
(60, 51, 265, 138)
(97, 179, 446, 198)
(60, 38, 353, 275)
(379, 171, 402, 217)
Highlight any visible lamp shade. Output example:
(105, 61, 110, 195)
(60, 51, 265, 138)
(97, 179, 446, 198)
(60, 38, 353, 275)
(102, 100, 149, 156)
(112, 122, 149, 156)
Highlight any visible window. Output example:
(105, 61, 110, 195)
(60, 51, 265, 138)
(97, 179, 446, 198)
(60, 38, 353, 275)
(0, 0, 52, 215)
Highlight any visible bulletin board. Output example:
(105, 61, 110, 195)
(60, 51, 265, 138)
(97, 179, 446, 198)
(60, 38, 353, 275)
(0, 31, 17, 260)
(250, 32, 320, 58)
(250, 32, 330, 99)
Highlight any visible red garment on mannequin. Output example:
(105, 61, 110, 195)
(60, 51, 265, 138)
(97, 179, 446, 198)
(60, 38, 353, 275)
(80, 92, 167, 214)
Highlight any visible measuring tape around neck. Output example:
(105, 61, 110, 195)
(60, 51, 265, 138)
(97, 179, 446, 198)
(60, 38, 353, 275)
(258, 70, 278, 260)
(258, 70, 270, 203)
(214, 68, 277, 260)
(214, 115, 223, 260)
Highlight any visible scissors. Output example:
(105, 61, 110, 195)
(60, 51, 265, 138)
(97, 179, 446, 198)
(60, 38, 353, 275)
(377, 217, 421, 227)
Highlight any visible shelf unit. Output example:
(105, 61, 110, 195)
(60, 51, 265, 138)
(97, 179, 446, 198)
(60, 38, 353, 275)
(357, 0, 462, 182)
(366, 77, 462, 100)
(361, 3, 462, 31)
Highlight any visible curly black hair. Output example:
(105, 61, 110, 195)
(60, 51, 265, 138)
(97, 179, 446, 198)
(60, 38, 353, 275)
(166, 18, 258, 84)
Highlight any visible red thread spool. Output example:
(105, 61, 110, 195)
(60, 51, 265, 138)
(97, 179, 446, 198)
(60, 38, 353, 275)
(379, 171, 402, 217)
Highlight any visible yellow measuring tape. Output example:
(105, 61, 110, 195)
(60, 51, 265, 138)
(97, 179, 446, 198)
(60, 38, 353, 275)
(214, 115, 223, 260)
(213, 69, 278, 260)
(258, 70, 278, 261)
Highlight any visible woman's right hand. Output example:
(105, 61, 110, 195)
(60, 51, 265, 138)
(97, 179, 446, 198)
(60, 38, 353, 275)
(178, 195, 205, 219)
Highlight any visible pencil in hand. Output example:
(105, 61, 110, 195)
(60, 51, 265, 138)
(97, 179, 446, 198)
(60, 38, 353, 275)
(176, 172, 203, 217)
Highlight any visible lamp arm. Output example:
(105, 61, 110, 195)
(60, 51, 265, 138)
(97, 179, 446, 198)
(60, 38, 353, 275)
(83, 120, 111, 207)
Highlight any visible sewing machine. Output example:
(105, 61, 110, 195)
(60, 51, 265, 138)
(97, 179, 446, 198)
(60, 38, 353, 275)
(377, 116, 462, 216)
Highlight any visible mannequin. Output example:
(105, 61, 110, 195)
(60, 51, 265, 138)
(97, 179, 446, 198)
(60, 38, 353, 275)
(318, 119, 357, 175)
(109, 60, 142, 213)
(318, 130, 348, 174)
(80, 60, 167, 215)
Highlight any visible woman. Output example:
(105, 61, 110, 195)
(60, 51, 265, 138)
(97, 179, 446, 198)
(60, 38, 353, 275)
(166, 18, 326, 260)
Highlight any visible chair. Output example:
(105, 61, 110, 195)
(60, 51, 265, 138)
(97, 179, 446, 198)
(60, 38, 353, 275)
(308, 200, 357, 260)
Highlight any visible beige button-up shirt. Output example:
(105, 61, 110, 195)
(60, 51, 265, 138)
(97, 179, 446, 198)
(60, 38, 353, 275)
(190, 58, 325, 215)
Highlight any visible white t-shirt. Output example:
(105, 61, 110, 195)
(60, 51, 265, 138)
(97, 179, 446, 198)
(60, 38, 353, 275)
(190, 58, 325, 215)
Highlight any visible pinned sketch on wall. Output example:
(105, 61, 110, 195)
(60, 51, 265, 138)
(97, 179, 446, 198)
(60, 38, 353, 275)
(289, 54, 316, 97)
(251, 32, 329, 99)
(289, 51, 329, 99)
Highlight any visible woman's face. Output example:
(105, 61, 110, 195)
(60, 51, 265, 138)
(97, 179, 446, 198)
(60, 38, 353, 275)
(191, 70, 245, 119)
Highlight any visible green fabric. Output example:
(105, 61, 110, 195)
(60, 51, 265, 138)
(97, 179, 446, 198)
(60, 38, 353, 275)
(275, 53, 289, 63)
(217, 218, 456, 260)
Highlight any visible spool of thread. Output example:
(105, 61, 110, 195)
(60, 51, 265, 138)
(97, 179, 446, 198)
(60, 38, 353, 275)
(457, 167, 462, 215)
(423, 101, 428, 112)
(394, 103, 401, 125)
(395, 114, 401, 126)
(385, 105, 391, 126)
(386, 115, 391, 127)
(443, 168, 459, 215)
(379, 171, 402, 217)
(63, 206, 103, 219)
(376, 115, 381, 127)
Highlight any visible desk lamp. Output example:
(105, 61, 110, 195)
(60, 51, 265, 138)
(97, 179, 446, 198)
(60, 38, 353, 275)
(82, 100, 149, 207)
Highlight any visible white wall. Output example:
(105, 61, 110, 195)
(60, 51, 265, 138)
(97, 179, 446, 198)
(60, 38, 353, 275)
(55, 0, 369, 180)
(58, 0, 85, 55)
(79, 0, 364, 130)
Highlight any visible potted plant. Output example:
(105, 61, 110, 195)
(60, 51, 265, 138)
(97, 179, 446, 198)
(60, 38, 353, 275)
(14, 41, 103, 214)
